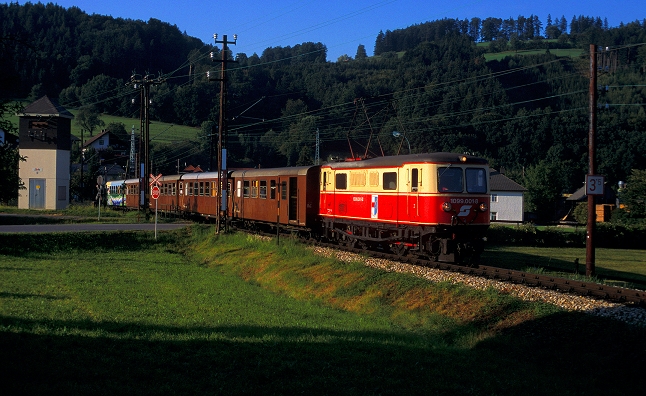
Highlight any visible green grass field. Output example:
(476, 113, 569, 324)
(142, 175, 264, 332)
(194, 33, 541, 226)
(483, 48, 584, 61)
(1, 227, 644, 394)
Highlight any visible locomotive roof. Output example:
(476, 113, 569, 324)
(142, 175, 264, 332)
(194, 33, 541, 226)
(230, 165, 320, 178)
(323, 153, 488, 169)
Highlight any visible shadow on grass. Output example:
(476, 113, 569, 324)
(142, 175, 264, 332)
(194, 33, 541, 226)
(0, 232, 181, 257)
(1, 312, 644, 395)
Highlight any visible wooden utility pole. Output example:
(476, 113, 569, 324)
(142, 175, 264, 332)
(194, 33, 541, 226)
(209, 34, 237, 233)
(586, 44, 597, 277)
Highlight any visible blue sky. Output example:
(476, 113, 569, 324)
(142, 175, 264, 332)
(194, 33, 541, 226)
(10, 0, 646, 60)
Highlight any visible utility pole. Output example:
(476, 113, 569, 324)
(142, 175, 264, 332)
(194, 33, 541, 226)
(586, 44, 597, 277)
(130, 73, 165, 219)
(129, 125, 136, 179)
(209, 33, 237, 233)
(315, 128, 320, 165)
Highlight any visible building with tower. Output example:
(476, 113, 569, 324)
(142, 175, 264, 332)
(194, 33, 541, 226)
(18, 96, 74, 210)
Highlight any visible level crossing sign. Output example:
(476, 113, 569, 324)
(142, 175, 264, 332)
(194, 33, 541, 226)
(149, 173, 162, 187)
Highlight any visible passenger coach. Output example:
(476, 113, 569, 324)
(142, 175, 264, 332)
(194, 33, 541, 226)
(228, 166, 320, 233)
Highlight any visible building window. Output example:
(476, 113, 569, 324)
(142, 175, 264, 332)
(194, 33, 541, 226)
(490, 212, 498, 221)
(491, 194, 498, 202)
(58, 186, 67, 201)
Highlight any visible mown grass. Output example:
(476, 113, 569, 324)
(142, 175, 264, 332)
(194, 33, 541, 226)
(2, 226, 643, 394)
(482, 244, 646, 288)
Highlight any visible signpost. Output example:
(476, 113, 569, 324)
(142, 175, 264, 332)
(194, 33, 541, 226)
(150, 173, 162, 240)
(586, 175, 604, 196)
(97, 175, 104, 220)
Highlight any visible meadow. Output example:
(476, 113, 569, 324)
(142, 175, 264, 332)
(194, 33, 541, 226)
(1, 226, 644, 395)
(5, 106, 201, 144)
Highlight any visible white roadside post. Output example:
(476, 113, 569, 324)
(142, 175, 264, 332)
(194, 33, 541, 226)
(149, 173, 162, 240)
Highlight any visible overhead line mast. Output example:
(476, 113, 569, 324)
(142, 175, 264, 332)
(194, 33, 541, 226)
(209, 33, 237, 233)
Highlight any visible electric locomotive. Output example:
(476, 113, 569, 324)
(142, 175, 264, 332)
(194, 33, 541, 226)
(319, 153, 490, 263)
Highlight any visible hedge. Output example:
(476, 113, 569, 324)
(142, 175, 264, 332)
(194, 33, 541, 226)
(486, 223, 646, 249)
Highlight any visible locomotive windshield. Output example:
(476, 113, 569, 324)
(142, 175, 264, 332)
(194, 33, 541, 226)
(465, 168, 487, 193)
(438, 166, 488, 193)
(438, 167, 463, 192)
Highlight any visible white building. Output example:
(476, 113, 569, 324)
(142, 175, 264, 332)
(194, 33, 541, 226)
(18, 96, 73, 210)
(489, 170, 526, 223)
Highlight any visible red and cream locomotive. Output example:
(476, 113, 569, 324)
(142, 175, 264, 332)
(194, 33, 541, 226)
(319, 153, 489, 263)
(116, 152, 490, 264)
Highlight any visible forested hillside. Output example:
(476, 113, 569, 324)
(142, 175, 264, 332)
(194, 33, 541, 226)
(1, 2, 646, 220)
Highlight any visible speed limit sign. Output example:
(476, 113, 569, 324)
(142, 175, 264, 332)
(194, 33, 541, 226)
(586, 175, 604, 196)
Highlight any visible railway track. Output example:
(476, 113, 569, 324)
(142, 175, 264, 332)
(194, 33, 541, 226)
(303, 237, 646, 307)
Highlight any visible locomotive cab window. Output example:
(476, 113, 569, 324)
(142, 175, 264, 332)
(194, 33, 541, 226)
(438, 167, 463, 192)
(465, 168, 487, 193)
(335, 173, 347, 190)
(383, 172, 397, 191)
(411, 168, 419, 192)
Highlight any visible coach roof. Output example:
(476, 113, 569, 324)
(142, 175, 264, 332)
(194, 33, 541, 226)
(324, 153, 488, 169)
(230, 165, 320, 178)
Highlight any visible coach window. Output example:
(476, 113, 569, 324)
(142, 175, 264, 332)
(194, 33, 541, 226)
(281, 181, 287, 200)
(322, 171, 327, 191)
(335, 173, 347, 190)
(243, 180, 250, 198)
(172, 183, 176, 196)
(411, 168, 419, 192)
(251, 180, 258, 198)
(383, 172, 397, 191)
(259, 180, 267, 199)
(205, 181, 210, 196)
(199, 182, 204, 196)
(194, 182, 199, 196)
(270, 180, 276, 199)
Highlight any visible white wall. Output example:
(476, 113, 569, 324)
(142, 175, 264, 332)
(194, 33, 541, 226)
(491, 191, 524, 222)
(18, 148, 70, 210)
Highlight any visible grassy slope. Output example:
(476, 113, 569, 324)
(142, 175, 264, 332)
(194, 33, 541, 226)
(1, 227, 644, 395)
(5, 107, 200, 144)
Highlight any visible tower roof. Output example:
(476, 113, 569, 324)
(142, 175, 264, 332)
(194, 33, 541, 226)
(20, 96, 74, 119)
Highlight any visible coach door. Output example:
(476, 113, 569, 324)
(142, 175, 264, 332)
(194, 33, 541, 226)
(288, 177, 298, 223)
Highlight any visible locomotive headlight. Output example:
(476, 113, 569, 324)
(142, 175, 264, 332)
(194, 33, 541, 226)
(479, 202, 488, 212)
(442, 202, 452, 212)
